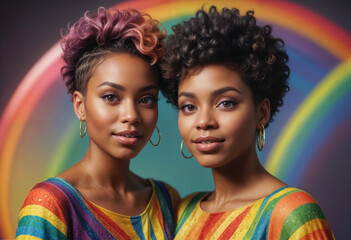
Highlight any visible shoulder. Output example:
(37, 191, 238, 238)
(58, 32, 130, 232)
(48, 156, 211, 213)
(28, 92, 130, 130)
(266, 187, 334, 239)
(177, 192, 207, 220)
(179, 192, 207, 211)
(16, 178, 69, 239)
(150, 179, 180, 208)
(19, 178, 70, 214)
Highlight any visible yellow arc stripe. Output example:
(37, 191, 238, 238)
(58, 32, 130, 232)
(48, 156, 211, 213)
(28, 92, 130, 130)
(266, 58, 351, 174)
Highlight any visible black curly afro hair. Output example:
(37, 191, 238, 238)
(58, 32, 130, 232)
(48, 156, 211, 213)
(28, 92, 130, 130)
(161, 6, 290, 126)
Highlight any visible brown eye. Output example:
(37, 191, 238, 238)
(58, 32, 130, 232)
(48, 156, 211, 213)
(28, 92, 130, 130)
(139, 96, 158, 105)
(218, 100, 237, 109)
(181, 104, 197, 113)
(102, 94, 119, 102)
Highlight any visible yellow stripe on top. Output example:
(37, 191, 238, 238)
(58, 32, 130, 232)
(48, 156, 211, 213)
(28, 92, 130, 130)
(18, 205, 67, 235)
(232, 199, 264, 239)
(205, 211, 232, 238)
(177, 193, 200, 222)
(16, 235, 43, 240)
(211, 205, 253, 239)
(288, 218, 333, 240)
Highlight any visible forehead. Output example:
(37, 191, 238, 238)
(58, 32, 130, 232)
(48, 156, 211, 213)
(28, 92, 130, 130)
(179, 64, 248, 93)
(88, 53, 158, 88)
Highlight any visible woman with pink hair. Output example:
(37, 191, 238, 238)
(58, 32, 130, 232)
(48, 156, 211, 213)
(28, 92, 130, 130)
(16, 7, 179, 240)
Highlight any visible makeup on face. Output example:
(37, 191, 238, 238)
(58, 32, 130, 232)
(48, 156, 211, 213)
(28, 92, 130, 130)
(178, 64, 258, 168)
(83, 53, 159, 160)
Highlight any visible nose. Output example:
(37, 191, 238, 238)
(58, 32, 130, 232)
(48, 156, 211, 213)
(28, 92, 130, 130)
(196, 108, 218, 130)
(120, 100, 140, 125)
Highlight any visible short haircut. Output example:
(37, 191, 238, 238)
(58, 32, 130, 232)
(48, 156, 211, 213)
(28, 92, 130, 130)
(161, 6, 290, 126)
(61, 7, 166, 97)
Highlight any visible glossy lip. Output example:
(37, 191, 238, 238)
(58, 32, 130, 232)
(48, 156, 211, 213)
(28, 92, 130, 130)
(192, 136, 225, 153)
(113, 130, 142, 145)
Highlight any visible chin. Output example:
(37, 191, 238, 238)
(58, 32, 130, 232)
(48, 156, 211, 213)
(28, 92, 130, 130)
(110, 149, 140, 161)
(195, 154, 229, 169)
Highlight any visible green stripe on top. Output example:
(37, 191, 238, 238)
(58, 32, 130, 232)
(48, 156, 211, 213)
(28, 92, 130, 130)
(16, 215, 68, 240)
(243, 188, 300, 240)
(153, 180, 174, 238)
(176, 192, 207, 234)
(279, 203, 326, 240)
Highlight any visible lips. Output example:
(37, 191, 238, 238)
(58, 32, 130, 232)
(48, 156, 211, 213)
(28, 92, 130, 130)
(113, 130, 142, 145)
(192, 136, 224, 152)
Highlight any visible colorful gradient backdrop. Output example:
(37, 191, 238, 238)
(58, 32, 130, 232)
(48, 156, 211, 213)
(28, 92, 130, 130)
(1, 0, 350, 239)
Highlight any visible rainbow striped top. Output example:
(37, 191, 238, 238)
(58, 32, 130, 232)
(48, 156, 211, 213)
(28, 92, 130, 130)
(175, 187, 334, 239)
(16, 177, 178, 240)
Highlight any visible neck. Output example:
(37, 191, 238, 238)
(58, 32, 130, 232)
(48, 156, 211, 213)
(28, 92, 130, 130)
(81, 141, 134, 193)
(210, 145, 267, 201)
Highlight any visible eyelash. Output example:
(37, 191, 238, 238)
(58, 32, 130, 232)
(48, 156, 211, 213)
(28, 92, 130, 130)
(217, 100, 237, 109)
(179, 99, 237, 113)
(139, 96, 159, 105)
(180, 104, 197, 113)
(101, 94, 158, 105)
(102, 94, 119, 103)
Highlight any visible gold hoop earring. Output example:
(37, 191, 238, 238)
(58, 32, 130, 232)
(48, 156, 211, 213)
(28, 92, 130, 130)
(257, 123, 265, 151)
(80, 120, 87, 138)
(149, 126, 161, 146)
(181, 140, 193, 159)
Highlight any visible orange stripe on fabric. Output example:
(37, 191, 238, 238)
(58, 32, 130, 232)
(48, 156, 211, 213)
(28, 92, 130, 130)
(267, 191, 317, 239)
(219, 205, 252, 239)
(152, 196, 164, 230)
(21, 185, 67, 225)
(186, 213, 210, 239)
(85, 199, 131, 240)
(299, 228, 334, 240)
(199, 212, 225, 239)
(289, 218, 334, 240)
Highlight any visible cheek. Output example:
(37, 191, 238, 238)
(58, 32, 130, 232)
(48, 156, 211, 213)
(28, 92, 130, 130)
(140, 108, 158, 134)
(85, 100, 115, 129)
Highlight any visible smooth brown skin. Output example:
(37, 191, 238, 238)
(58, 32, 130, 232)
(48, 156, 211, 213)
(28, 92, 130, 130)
(58, 53, 172, 215)
(178, 64, 286, 213)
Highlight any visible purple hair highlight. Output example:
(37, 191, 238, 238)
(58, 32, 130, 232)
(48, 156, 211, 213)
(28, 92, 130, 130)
(61, 7, 166, 96)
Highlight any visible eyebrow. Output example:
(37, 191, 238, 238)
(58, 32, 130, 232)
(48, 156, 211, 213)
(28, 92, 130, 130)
(98, 82, 125, 91)
(178, 92, 196, 98)
(98, 82, 158, 92)
(213, 86, 242, 95)
(178, 86, 242, 99)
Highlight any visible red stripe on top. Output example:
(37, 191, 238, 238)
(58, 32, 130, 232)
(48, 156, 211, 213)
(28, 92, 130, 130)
(219, 205, 253, 239)
(21, 182, 67, 225)
(199, 212, 225, 239)
(85, 199, 131, 240)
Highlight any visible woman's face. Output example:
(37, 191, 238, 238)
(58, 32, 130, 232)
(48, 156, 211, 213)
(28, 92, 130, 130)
(178, 64, 260, 168)
(75, 53, 159, 160)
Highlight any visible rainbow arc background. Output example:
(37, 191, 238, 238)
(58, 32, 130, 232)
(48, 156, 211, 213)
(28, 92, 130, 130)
(0, 0, 350, 238)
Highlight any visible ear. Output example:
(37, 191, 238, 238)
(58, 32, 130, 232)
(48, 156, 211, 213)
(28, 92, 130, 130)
(73, 91, 86, 121)
(256, 98, 270, 129)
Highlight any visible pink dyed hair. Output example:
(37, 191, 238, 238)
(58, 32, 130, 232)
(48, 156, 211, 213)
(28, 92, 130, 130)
(61, 7, 166, 96)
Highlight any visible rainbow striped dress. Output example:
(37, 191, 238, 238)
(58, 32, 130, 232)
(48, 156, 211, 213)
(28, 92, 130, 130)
(175, 187, 334, 239)
(16, 177, 178, 240)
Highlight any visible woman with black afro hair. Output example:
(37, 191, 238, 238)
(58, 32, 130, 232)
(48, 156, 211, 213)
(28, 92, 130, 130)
(161, 6, 333, 239)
